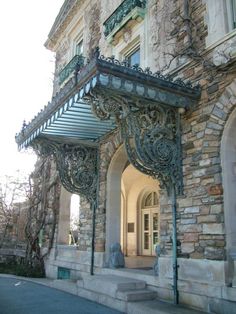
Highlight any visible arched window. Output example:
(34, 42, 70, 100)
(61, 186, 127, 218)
(143, 191, 159, 208)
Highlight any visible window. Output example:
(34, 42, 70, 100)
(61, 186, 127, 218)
(233, 0, 236, 28)
(75, 40, 83, 56)
(126, 47, 140, 66)
(141, 191, 160, 256)
(227, 0, 236, 29)
(143, 192, 159, 208)
(206, 0, 236, 46)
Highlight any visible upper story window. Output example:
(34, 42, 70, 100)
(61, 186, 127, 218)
(228, 0, 236, 29)
(126, 47, 140, 66)
(206, 0, 236, 46)
(59, 36, 84, 86)
(75, 39, 83, 56)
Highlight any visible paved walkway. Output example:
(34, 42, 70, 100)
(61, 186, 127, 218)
(0, 276, 122, 314)
(0, 274, 206, 314)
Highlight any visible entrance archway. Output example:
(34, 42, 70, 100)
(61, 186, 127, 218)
(106, 145, 159, 265)
(221, 106, 236, 285)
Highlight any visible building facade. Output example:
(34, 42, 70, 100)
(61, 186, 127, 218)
(16, 0, 236, 312)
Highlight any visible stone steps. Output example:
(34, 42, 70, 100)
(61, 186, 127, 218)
(116, 288, 157, 302)
(7, 275, 204, 314)
(77, 274, 157, 312)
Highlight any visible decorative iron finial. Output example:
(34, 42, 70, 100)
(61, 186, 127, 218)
(22, 120, 27, 130)
(94, 47, 100, 59)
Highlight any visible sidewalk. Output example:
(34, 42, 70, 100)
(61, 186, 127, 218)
(0, 274, 206, 314)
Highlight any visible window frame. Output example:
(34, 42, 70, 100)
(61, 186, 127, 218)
(206, 0, 236, 47)
(126, 46, 141, 66)
(75, 39, 83, 56)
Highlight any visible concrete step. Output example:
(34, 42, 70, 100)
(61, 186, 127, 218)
(117, 289, 157, 302)
(50, 279, 78, 295)
(79, 274, 146, 299)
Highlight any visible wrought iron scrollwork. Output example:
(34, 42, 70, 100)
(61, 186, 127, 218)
(88, 91, 183, 195)
(85, 90, 130, 123)
(120, 103, 183, 194)
(33, 139, 98, 203)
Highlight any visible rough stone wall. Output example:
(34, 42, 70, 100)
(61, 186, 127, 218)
(177, 74, 236, 260)
(84, 0, 102, 58)
(77, 196, 92, 251)
(155, 1, 236, 259)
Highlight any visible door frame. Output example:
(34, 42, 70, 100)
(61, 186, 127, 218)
(138, 190, 160, 256)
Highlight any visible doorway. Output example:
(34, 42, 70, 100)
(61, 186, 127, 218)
(106, 145, 160, 265)
(141, 192, 159, 256)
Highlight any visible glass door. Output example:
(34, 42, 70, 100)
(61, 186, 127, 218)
(142, 209, 151, 255)
(141, 191, 159, 256)
(151, 210, 159, 256)
(141, 209, 159, 256)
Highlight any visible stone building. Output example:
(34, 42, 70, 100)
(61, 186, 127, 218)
(15, 0, 236, 312)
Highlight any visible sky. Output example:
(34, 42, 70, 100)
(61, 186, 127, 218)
(0, 1, 64, 177)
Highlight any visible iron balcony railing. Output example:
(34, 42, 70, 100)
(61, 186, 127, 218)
(103, 0, 147, 37)
(59, 54, 85, 85)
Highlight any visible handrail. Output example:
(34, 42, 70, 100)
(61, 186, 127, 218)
(59, 54, 84, 85)
(103, 0, 146, 37)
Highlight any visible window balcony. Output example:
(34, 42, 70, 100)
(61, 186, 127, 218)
(103, 0, 146, 43)
(59, 54, 85, 85)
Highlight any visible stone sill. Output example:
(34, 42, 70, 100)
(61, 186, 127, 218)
(57, 244, 79, 250)
(205, 29, 236, 53)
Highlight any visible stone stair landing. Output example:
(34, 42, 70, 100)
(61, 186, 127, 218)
(77, 274, 156, 312)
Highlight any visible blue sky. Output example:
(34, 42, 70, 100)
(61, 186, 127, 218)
(0, 1, 64, 176)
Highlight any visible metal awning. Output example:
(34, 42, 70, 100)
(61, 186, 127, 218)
(15, 50, 201, 150)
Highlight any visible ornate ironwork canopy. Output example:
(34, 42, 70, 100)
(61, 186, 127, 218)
(16, 50, 200, 148)
(15, 48, 201, 197)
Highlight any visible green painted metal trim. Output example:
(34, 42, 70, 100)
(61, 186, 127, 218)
(57, 267, 71, 279)
(106, 7, 146, 44)
(59, 54, 84, 85)
(103, 0, 147, 37)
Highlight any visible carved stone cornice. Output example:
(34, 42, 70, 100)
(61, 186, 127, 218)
(45, 0, 83, 51)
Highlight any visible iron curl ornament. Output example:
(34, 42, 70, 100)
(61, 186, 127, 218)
(33, 139, 98, 204)
(120, 103, 183, 195)
(86, 91, 183, 195)
(86, 89, 130, 123)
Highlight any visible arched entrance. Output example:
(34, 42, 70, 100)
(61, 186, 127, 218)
(106, 145, 159, 266)
(221, 106, 236, 285)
